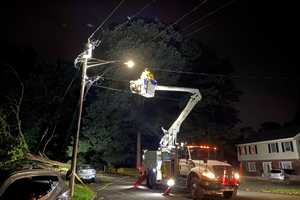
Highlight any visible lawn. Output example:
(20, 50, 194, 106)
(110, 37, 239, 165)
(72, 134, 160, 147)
(72, 184, 95, 200)
(116, 168, 139, 177)
(260, 188, 300, 196)
(239, 177, 300, 196)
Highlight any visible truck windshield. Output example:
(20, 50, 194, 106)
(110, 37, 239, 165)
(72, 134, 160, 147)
(189, 147, 220, 160)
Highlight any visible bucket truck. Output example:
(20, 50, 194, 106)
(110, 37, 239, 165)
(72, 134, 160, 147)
(130, 69, 239, 199)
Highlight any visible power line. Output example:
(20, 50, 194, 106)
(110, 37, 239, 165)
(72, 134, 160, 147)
(152, 0, 208, 40)
(113, 0, 158, 32)
(182, 0, 236, 32)
(88, 0, 126, 41)
(89, 0, 158, 37)
(93, 84, 180, 102)
(184, 23, 214, 38)
(131, 0, 157, 19)
(150, 68, 300, 80)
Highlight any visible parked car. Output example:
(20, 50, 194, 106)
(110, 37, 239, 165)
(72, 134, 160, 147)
(269, 169, 297, 180)
(0, 169, 70, 200)
(66, 164, 96, 183)
(77, 164, 96, 182)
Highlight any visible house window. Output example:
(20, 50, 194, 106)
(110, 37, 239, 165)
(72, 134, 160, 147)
(281, 141, 294, 152)
(280, 161, 293, 169)
(249, 145, 258, 154)
(238, 146, 241, 155)
(244, 146, 248, 155)
(247, 162, 256, 172)
(268, 143, 279, 153)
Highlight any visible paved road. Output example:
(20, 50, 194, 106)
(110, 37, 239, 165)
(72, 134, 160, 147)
(92, 175, 299, 200)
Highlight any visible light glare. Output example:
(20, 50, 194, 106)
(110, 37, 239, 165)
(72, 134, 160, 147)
(234, 172, 240, 180)
(124, 60, 135, 68)
(167, 178, 175, 187)
(202, 171, 216, 179)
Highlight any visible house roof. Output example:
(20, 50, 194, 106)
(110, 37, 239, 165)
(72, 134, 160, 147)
(239, 126, 300, 145)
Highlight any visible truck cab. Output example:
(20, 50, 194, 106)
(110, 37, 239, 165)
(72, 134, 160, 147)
(178, 145, 239, 199)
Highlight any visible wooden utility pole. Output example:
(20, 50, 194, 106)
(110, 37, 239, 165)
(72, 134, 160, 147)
(69, 42, 90, 196)
(136, 131, 141, 169)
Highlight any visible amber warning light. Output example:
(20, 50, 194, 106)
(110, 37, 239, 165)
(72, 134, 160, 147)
(187, 145, 217, 150)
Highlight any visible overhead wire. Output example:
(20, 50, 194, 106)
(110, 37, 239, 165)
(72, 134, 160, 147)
(88, 0, 126, 41)
(109, 0, 158, 33)
(150, 68, 299, 80)
(184, 23, 215, 37)
(152, 0, 208, 40)
(93, 84, 180, 102)
(182, 0, 236, 32)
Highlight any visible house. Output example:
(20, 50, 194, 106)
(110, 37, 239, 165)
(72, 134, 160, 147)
(237, 130, 300, 176)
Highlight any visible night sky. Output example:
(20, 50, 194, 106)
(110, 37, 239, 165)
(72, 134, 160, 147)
(1, 0, 299, 128)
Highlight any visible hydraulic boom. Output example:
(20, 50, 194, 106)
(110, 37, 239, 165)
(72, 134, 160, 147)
(130, 69, 202, 152)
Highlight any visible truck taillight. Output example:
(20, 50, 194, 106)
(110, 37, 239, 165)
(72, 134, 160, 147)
(222, 169, 229, 185)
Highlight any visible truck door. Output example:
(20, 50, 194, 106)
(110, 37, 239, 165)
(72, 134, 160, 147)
(178, 147, 190, 176)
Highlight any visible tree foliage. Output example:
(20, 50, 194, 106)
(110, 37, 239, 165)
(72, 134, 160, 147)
(0, 45, 79, 164)
(80, 19, 241, 166)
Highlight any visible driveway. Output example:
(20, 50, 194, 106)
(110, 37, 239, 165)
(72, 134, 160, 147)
(92, 174, 300, 200)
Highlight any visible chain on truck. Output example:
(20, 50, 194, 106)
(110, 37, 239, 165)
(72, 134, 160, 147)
(130, 69, 240, 200)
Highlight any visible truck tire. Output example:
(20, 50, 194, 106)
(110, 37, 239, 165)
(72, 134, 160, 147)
(146, 170, 156, 189)
(223, 189, 237, 200)
(189, 176, 204, 200)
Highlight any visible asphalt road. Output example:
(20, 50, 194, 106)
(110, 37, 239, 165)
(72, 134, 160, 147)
(91, 175, 299, 200)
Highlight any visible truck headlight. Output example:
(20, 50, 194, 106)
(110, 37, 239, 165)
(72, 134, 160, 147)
(167, 178, 175, 187)
(202, 171, 216, 179)
(234, 172, 240, 180)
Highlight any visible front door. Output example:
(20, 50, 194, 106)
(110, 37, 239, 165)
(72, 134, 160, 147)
(262, 162, 272, 176)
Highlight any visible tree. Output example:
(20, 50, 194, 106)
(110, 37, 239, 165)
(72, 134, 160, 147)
(0, 66, 28, 167)
(80, 19, 241, 166)
(176, 39, 241, 143)
(0, 44, 80, 162)
(80, 19, 187, 166)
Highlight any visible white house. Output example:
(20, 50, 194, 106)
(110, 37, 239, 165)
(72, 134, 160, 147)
(237, 131, 300, 176)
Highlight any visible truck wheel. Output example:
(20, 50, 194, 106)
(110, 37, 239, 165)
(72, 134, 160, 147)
(189, 176, 204, 200)
(223, 189, 237, 199)
(146, 170, 156, 189)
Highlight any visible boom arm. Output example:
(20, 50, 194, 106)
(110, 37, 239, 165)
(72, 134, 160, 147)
(130, 70, 202, 152)
(156, 86, 201, 150)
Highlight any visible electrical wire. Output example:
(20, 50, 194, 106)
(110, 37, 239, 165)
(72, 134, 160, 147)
(182, 0, 236, 32)
(88, 0, 126, 41)
(93, 84, 180, 102)
(150, 67, 299, 80)
(113, 0, 158, 32)
(184, 23, 214, 37)
(152, 0, 208, 40)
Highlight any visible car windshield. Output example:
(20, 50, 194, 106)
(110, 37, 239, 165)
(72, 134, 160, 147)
(1, 175, 59, 200)
(283, 169, 296, 175)
(189, 147, 221, 160)
(212, 166, 233, 178)
(270, 169, 282, 173)
(78, 165, 92, 170)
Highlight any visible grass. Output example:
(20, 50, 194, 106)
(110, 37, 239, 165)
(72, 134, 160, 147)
(65, 181, 95, 200)
(260, 188, 300, 196)
(239, 177, 300, 196)
(116, 168, 139, 177)
(72, 184, 95, 200)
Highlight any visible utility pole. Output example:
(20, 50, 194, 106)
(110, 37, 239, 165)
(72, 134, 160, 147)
(136, 131, 141, 169)
(69, 41, 92, 196)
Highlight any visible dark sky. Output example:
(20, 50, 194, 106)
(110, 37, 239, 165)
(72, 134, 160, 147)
(1, 0, 299, 128)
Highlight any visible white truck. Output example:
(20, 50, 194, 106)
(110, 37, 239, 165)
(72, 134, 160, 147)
(130, 69, 239, 199)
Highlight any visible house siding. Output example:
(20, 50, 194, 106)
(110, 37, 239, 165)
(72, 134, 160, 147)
(241, 160, 300, 176)
(237, 133, 300, 176)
